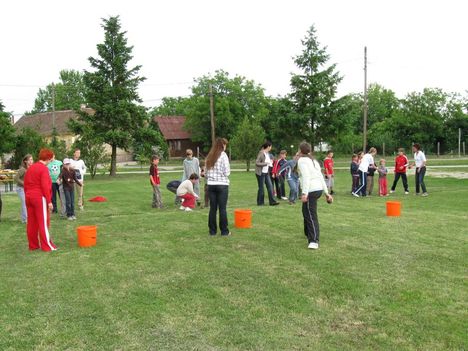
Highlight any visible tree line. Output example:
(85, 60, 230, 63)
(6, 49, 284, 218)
(1, 19, 467, 175)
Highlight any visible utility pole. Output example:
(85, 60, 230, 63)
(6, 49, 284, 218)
(362, 46, 368, 152)
(209, 84, 216, 145)
(52, 83, 56, 130)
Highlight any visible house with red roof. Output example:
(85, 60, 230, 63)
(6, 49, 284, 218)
(154, 116, 202, 158)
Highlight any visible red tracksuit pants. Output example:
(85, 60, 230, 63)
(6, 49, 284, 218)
(180, 193, 196, 209)
(26, 196, 57, 251)
(379, 177, 388, 196)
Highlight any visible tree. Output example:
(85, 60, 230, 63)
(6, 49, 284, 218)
(72, 133, 109, 179)
(290, 25, 342, 146)
(47, 128, 68, 161)
(9, 128, 45, 168)
(149, 97, 190, 116)
(132, 122, 169, 166)
(0, 101, 15, 161)
(30, 70, 87, 114)
(183, 70, 269, 150)
(71, 16, 149, 176)
(230, 118, 266, 171)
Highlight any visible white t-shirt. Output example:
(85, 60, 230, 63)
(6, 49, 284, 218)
(414, 151, 426, 168)
(70, 158, 87, 181)
(176, 179, 197, 196)
(359, 153, 374, 172)
(262, 152, 271, 174)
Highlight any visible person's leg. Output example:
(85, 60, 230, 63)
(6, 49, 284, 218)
(287, 178, 296, 202)
(155, 185, 163, 208)
(367, 175, 374, 195)
(273, 176, 281, 199)
(180, 194, 196, 209)
(415, 169, 421, 194)
(51, 183, 57, 213)
(352, 176, 359, 193)
(218, 185, 229, 235)
(65, 190, 72, 217)
(204, 183, 209, 207)
(208, 185, 218, 235)
(419, 167, 427, 193)
(354, 171, 367, 196)
(279, 176, 286, 198)
(26, 197, 40, 250)
(77, 182, 84, 209)
(17, 187, 27, 223)
(59, 185, 66, 217)
(256, 174, 265, 205)
(391, 173, 400, 191)
(401, 173, 409, 192)
(37, 197, 57, 251)
(302, 191, 322, 244)
(152, 185, 158, 208)
(265, 174, 277, 204)
(383, 177, 388, 195)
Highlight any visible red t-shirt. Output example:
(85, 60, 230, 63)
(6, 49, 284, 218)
(324, 157, 334, 176)
(24, 162, 52, 203)
(394, 155, 409, 173)
(149, 165, 160, 185)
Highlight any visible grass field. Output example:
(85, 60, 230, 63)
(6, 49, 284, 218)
(0, 170, 467, 350)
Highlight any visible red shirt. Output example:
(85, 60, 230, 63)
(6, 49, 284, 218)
(394, 155, 409, 173)
(324, 157, 334, 176)
(149, 165, 160, 185)
(24, 162, 52, 203)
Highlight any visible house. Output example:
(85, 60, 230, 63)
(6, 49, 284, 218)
(13, 109, 133, 162)
(154, 116, 202, 158)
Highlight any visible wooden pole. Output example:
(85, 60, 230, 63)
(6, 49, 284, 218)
(458, 128, 461, 157)
(52, 83, 56, 130)
(437, 141, 440, 157)
(209, 84, 216, 145)
(362, 46, 368, 152)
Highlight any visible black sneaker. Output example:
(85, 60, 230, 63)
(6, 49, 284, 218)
(270, 202, 280, 206)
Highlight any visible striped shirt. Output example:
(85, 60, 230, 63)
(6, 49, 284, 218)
(206, 152, 230, 185)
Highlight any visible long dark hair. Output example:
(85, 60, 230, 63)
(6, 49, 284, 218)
(22, 154, 33, 169)
(205, 138, 228, 170)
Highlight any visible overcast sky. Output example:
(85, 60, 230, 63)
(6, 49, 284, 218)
(1, 0, 467, 120)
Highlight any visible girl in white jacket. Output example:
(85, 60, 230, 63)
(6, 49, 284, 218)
(297, 142, 333, 250)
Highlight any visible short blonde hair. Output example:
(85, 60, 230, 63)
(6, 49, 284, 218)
(186, 149, 193, 157)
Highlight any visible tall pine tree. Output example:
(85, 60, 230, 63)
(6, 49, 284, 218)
(73, 16, 148, 176)
(290, 25, 342, 147)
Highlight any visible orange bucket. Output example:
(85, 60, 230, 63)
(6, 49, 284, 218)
(77, 225, 97, 247)
(234, 209, 252, 229)
(386, 201, 401, 217)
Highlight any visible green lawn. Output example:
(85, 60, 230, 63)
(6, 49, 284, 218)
(0, 171, 466, 350)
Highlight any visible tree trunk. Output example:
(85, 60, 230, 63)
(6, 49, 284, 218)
(246, 159, 250, 172)
(110, 144, 117, 176)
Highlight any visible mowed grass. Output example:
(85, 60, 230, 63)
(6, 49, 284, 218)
(0, 171, 466, 350)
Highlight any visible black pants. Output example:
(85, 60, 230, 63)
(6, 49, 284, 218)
(0, 192, 2, 221)
(51, 183, 61, 213)
(416, 166, 427, 194)
(277, 175, 286, 198)
(302, 191, 323, 244)
(208, 185, 229, 235)
(391, 173, 408, 192)
(272, 175, 281, 199)
(256, 173, 276, 205)
(354, 171, 368, 196)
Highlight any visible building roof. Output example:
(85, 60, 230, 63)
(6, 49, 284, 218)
(154, 116, 192, 140)
(14, 108, 94, 136)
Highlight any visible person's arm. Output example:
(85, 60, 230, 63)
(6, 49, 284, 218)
(255, 152, 267, 167)
(82, 160, 87, 176)
(14, 168, 25, 187)
(73, 171, 83, 187)
(222, 153, 231, 177)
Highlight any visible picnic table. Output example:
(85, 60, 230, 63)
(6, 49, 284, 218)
(0, 170, 16, 192)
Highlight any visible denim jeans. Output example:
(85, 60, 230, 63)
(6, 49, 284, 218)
(256, 173, 276, 205)
(302, 190, 323, 243)
(415, 166, 427, 194)
(64, 188, 75, 217)
(16, 186, 27, 223)
(287, 177, 299, 202)
(208, 185, 229, 235)
(51, 182, 61, 213)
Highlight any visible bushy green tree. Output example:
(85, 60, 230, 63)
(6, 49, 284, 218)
(230, 118, 266, 171)
(10, 128, 45, 168)
(0, 101, 15, 161)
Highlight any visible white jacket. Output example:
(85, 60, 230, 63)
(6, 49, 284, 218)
(298, 157, 329, 196)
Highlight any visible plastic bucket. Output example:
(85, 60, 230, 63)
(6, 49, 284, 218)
(77, 225, 97, 247)
(386, 201, 401, 217)
(234, 209, 252, 229)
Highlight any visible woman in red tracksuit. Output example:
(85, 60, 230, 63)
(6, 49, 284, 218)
(23, 149, 57, 251)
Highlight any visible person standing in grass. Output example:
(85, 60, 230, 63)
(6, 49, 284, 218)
(149, 155, 163, 208)
(255, 141, 279, 206)
(278, 153, 300, 204)
(366, 162, 378, 196)
(350, 154, 359, 194)
(298, 142, 333, 250)
(353, 147, 377, 197)
(323, 150, 335, 195)
(14, 154, 33, 224)
(411, 143, 428, 196)
(70, 149, 86, 211)
(181, 149, 201, 204)
(23, 148, 57, 251)
(378, 159, 389, 196)
(205, 137, 231, 236)
(272, 150, 289, 200)
(47, 155, 63, 213)
(60, 158, 82, 220)
(177, 173, 199, 212)
(390, 148, 409, 194)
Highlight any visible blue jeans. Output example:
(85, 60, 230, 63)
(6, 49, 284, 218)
(256, 173, 276, 205)
(51, 183, 61, 213)
(16, 186, 27, 223)
(287, 177, 299, 202)
(415, 166, 427, 194)
(64, 188, 75, 217)
(208, 185, 229, 235)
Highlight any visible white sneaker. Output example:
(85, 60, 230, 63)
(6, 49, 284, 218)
(185, 207, 193, 212)
(72, 216, 77, 220)
(308, 242, 319, 249)
(179, 206, 185, 210)
(352, 192, 360, 198)
(79, 206, 84, 211)
(281, 197, 288, 200)
(422, 192, 429, 197)
(405, 191, 409, 195)
(67, 217, 74, 221)
(390, 190, 395, 194)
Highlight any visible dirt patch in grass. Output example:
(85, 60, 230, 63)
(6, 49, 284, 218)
(429, 171, 468, 179)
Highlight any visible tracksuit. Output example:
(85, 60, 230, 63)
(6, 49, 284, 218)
(391, 155, 409, 192)
(23, 162, 57, 251)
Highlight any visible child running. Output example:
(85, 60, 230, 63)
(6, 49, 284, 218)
(377, 159, 389, 196)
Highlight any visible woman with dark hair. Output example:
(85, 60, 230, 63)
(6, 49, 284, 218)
(297, 142, 333, 250)
(205, 138, 231, 236)
(14, 154, 33, 223)
(255, 141, 279, 206)
(23, 148, 57, 251)
(411, 143, 428, 196)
